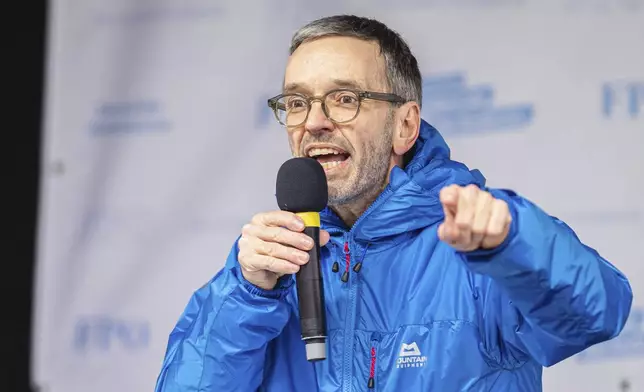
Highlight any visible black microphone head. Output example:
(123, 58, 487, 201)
(276, 157, 328, 212)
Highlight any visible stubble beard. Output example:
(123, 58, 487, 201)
(328, 116, 394, 207)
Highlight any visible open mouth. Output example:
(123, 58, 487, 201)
(306, 147, 350, 171)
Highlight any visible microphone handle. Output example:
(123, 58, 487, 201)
(295, 222, 327, 362)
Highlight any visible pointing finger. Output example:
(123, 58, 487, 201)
(439, 185, 460, 216)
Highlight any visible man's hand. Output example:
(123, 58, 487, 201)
(437, 184, 512, 252)
(238, 211, 330, 290)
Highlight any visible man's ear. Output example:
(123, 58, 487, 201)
(393, 101, 421, 156)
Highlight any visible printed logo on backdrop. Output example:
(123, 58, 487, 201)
(90, 100, 172, 135)
(421, 72, 535, 137)
(93, 2, 224, 27)
(576, 306, 644, 363)
(73, 316, 150, 353)
(603, 80, 644, 119)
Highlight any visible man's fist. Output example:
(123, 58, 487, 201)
(437, 184, 512, 252)
(238, 211, 330, 290)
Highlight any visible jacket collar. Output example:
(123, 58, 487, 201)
(321, 119, 485, 242)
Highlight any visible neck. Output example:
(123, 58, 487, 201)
(330, 186, 382, 228)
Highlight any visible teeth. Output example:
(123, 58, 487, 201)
(307, 147, 342, 157)
(320, 160, 342, 169)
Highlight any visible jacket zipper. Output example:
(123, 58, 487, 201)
(368, 347, 377, 389)
(341, 235, 355, 392)
(341, 241, 350, 282)
(368, 333, 381, 390)
(333, 240, 366, 282)
(339, 187, 393, 392)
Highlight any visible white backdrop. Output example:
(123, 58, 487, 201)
(33, 1, 643, 391)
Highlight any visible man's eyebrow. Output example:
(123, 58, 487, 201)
(282, 79, 368, 94)
(283, 83, 310, 94)
(329, 78, 366, 90)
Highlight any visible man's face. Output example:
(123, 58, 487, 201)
(283, 36, 395, 206)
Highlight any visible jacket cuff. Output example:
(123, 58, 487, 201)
(239, 270, 295, 300)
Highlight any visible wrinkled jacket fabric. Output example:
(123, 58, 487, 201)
(155, 120, 633, 392)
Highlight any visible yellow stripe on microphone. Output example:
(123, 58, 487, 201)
(296, 212, 321, 227)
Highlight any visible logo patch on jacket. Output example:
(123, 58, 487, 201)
(396, 342, 428, 368)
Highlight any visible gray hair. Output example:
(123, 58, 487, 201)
(289, 15, 422, 107)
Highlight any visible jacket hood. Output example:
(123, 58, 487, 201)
(321, 119, 485, 241)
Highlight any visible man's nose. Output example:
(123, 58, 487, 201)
(304, 101, 334, 135)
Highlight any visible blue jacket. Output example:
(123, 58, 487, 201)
(155, 120, 633, 391)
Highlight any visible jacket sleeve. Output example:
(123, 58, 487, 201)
(154, 238, 293, 391)
(463, 189, 633, 367)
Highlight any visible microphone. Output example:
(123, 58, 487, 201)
(275, 157, 328, 362)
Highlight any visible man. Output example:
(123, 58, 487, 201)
(155, 15, 633, 391)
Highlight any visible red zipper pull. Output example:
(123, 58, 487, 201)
(341, 241, 350, 282)
(368, 346, 376, 388)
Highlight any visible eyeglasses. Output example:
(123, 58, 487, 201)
(267, 88, 407, 128)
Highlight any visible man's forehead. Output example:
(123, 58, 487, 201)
(283, 36, 386, 93)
